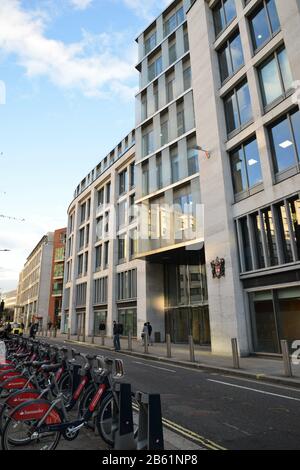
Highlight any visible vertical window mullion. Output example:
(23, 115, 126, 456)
(274, 50, 285, 97)
(265, 0, 273, 37)
(247, 214, 258, 269)
(259, 210, 271, 268)
(284, 199, 298, 262)
(288, 113, 300, 166)
(271, 204, 285, 265)
(235, 88, 242, 128)
(236, 219, 247, 272)
(242, 143, 250, 191)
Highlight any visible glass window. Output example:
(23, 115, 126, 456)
(160, 116, 169, 146)
(118, 200, 128, 228)
(171, 148, 179, 183)
(164, 6, 184, 37)
(156, 155, 162, 189)
(269, 110, 300, 174)
(96, 216, 103, 241)
(97, 188, 104, 207)
(277, 202, 294, 263)
(166, 78, 175, 103)
(144, 32, 156, 55)
(148, 56, 162, 82)
(119, 169, 128, 195)
(95, 245, 102, 271)
(142, 130, 154, 157)
(219, 32, 244, 83)
(187, 138, 199, 176)
(262, 208, 278, 266)
(183, 66, 192, 90)
(230, 137, 263, 195)
(142, 162, 149, 196)
(240, 217, 253, 271)
(259, 48, 293, 107)
(104, 241, 109, 267)
(252, 213, 266, 269)
(250, 0, 280, 51)
(289, 197, 300, 260)
(250, 290, 279, 353)
(118, 308, 137, 337)
(213, 0, 237, 36)
(106, 182, 111, 204)
(169, 43, 177, 65)
(224, 81, 252, 135)
(118, 236, 126, 262)
(94, 310, 107, 336)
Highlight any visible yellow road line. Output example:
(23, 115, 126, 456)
(132, 404, 226, 451)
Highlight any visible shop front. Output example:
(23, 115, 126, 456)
(250, 286, 300, 353)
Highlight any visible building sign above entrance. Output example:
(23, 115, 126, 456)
(211, 258, 225, 279)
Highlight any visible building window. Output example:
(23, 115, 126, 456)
(142, 162, 149, 196)
(77, 254, 83, 276)
(97, 188, 104, 208)
(119, 169, 128, 195)
(156, 155, 163, 189)
(53, 263, 64, 278)
(76, 283, 87, 307)
(145, 31, 157, 55)
(166, 76, 175, 103)
(117, 269, 137, 300)
(183, 65, 192, 91)
(96, 216, 103, 241)
(104, 211, 109, 235)
(268, 109, 300, 175)
(118, 235, 127, 263)
(95, 245, 102, 271)
(54, 247, 65, 262)
(258, 47, 293, 109)
(141, 93, 147, 121)
(153, 83, 159, 112)
(129, 194, 136, 222)
(148, 56, 163, 82)
(104, 241, 109, 267)
(130, 162, 135, 188)
(224, 81, 253, 136)
(160, 113, 169, 147)
(85, 224, 89, 247)
(164, 6, 184, 37)
(142, 130, 154, 157)
(79, 228, 85, 250)
(213, 0, 237, 37)
(80, 203, 86, 224)
(118, 308, 137, 337)
(187, 137, 199, 176)
(93, 277, 108, 304)
(84, 252, 88, 274)
(94, 310, 107, 336)
(240, 217, 253, 271)
(249, 0, 280, 52)
(169, 41, 177, 66)
(118, 200, 128, 228)
(130, 228, 138, 259)
(177, 101, 185, 137)
(106, 182, 111, 204)
(218, 31, 244, 83)
(230, 137, 263, 196)
(171, 147, 179, 183)
(183, 27, 189, 52)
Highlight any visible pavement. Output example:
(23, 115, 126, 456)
(42, 331, 300, 389)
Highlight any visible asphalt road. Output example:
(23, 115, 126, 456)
(46, 338, 300, 450)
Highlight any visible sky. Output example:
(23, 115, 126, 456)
(0, 0, 170, 293)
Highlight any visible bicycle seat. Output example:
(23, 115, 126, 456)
(86, 354, 96, 361)
(41, 364, 62, 373)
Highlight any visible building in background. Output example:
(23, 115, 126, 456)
(1, 290, 17, 322)
(134, 0, 210, 347)
(187, 0, 300, 354)
(14, 233, 54, 329)
(48, 228, 67, 328)
(62, 130, 148, 339)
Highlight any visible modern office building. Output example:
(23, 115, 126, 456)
(187, 0, 300, 354)
(134, 0, 210, 347)
(64, 0, 300, 355)
(14, 233, 54, 329)
(48, 228, 67, 328)
(61, 130, 150, 339)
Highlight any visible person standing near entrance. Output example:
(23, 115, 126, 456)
(147, 322, 153, 345)
(113, 321, 121, 351)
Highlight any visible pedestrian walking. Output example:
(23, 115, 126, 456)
(113, 321, 121, 351)
(147, 322, 153, 345)
(29, 322, 37, 339)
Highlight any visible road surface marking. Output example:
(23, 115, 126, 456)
(220, 374, 300, 393)
(208, 379, 300, 402)
(133, 361, 176, 373)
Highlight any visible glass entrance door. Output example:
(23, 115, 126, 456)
(166, 306, 211, 345)
(192, 306, 211, 346)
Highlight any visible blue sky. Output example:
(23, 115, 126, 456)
(0, 0, 169, 292)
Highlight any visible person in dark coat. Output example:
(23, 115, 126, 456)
(147, 322, 153, 345)
(29, 323, 37, 339)
(113, 321, 121, 351)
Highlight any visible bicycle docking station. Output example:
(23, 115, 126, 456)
(113, 382, 164, 451)
(135, 391, 164, 451)
(113, 383, 136, 450)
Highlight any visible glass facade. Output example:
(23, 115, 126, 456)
(269, 109, 300, 174)
(250, 288, 300, 353)
(224, 81, 253, 135)
(249, 0, 280, 51)
(118, 308, 137, 337)
(230, 137, 263, 196)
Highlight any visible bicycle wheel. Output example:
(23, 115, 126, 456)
(78, 383, 97, 430)
(1, 400, 61, 450)
(96, 392, 139, 447)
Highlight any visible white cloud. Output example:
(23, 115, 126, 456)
(122, 0, 171, 20)
(70, 0, 93, 9)
(0, 0, 137, 99)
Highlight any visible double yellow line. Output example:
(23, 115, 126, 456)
(162, 417, 226, 451)
(132, 404, 226, 450)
